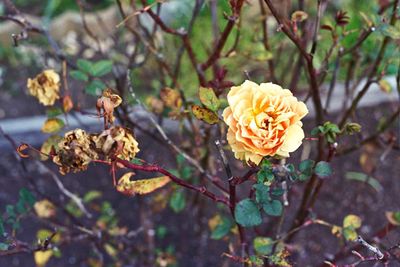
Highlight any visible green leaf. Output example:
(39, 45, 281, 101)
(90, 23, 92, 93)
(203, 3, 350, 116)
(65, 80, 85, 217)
(299, 159, 315, 181)
(211, 216, 233, 240)
(92, 60, 113, 77)
(311, 127, 321, 136)
(46, 107, 63, 118)
(77, 59, 93, 74)
(85, 80, 106, 96)
(271, 188, 284, 197)
(253, 237, 274, 255)
(314, 161, 332, 178)
(70, 70, 89, 82)
(253, 184, 270, 204)
(380, 24, 400, 39)
(15, 199, 27, 214)
(156, 225, 168, 239)
(345, 172, 383, 192)
(169, 190, 186, 213)
(83, 190, 102, 203)
(6, 205, 15, 218)
(181, 166, 192, 180)
(191, 105, 219, 124)
(199, 87, 220, 112)
(19, 188, 36, 207)
(343, 227, 358, 241)
(257, 165, 274, 183)
(234, 199, 262, 227)
(0, 217, 4, 237)
(262, 200, 283, 217)
(0, 243, 8, 251)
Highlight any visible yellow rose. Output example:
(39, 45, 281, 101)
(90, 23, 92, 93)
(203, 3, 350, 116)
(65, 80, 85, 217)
(27, 69, 60, 106)
(222, 80, 308, 165)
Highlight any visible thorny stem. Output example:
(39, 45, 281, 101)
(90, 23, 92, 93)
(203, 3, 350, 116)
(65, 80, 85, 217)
(109, 158, 230, 206)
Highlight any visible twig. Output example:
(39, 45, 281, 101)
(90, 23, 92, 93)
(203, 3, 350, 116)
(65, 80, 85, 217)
(126, 72, 228, 193)
(339, 0, 399, 127)
(356, 235, 384, 260)
(34, 161, 92, 218)
(215, 140, 249, 262)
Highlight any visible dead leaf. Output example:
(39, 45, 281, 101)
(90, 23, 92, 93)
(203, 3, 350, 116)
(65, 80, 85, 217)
(41, 118, 65, 133)
(116, 172, 170, 196)
(291, 10, 308, 22)
(160, 87, 182, 109)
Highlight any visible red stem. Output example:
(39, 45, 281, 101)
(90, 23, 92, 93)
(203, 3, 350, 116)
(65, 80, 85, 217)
(108, 158, 230, 206)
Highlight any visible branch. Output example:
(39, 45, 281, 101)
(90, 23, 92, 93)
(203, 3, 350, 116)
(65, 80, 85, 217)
(113, 158, 230, 206)
(356, 235, 384, 260)
(126, 72, 228, 193)
(339, 0, 399, 127)
(201, 0, 245, 71)
(34, 161, 92, 218)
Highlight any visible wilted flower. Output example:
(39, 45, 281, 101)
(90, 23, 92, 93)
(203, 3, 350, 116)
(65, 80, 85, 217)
(53, 129, 98, 175)
(222, 80, 308, 165)
(27, 70, 60, 106)
(93, 126, 139, 161)
(96, 89, 122, 126)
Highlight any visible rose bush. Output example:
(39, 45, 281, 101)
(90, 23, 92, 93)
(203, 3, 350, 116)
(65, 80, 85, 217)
(223, 80, 308, 165)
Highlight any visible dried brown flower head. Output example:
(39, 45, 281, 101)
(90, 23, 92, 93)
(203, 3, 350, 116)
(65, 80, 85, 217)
(93, 126, 139, 161)
(27, 70, 60, 106)
(96, 89, 122, 126)
(53, 129, 98, 175)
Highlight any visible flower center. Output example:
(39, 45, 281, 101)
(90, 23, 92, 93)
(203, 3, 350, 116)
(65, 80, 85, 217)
(255, 111, 275, 129)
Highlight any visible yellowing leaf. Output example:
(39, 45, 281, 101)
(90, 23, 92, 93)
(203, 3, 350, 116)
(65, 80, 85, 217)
(379, 79, 392, 93)
(41, 118, 65, 133)
(17, 143, 30, 158)
(208, 214, 222, 231)
(104, 243, 117, 257)
(160, 87, 182, 109)
(343, 214, 362, 229)
(34, 199, 56, 218)
(63, 95, 74, 113)
(191, 105, 219, 124)
(34, 250, 53, 267)
(199, 87, 220, 112)
(116, 172, 170, 196)
(343, 228, 358, 241)
(37, 229, 61, 243)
